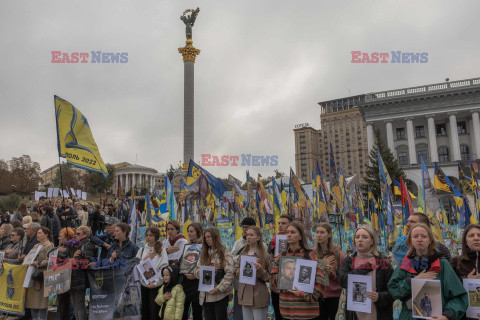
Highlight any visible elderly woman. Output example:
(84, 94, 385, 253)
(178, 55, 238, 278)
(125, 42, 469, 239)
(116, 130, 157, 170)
(70, 226, 96, 320)
(25, 227, 55, 320)
(0, 223, 13, 250)
(2, 227, 25, 265)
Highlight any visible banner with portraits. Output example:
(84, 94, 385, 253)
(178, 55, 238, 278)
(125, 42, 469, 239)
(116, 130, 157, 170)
(87, 259, 141, 320)
(44, 267, 72, 297)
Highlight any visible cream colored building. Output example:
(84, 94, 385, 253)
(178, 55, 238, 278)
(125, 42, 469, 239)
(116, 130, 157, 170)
(294, 98, 369, 183)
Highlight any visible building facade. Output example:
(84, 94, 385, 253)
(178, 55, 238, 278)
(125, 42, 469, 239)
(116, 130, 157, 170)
(294, 97, 369, 183)
(359, 77, 480, 193)
(40, 163, 88, 187)
(113, 163, 165, 193)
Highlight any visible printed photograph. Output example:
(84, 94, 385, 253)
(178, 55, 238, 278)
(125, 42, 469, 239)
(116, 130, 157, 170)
(243, 262, 253, 278)
(298, 266, 312, 284)
(352, 282, 367, 302)
(203, 270, 213, 285)
(412, 279, 441, 319)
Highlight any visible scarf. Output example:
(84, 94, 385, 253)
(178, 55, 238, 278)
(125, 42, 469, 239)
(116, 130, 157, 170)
(169, 234, 185, 247)
(406, 250, 442, 273)
(352, 250, 376, 270)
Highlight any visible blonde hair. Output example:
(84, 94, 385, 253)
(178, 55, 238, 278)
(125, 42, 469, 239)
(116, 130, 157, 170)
(22, 216, 33, 225)
(77, 226, 91, 238)
(406, 223, 437, 257)
(353, 226, 378, 255)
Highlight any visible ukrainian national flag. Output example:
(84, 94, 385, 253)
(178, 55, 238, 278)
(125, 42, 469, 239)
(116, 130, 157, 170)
(186, 160, 226, 203)
(54, 95, 108, 177)
(434, 163, 453, 193)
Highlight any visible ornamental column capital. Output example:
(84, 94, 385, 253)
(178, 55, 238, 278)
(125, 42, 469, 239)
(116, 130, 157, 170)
(178, 43, 201, 63)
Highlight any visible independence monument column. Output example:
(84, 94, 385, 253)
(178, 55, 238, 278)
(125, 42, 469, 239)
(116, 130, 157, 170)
(178, 8, 200, 168)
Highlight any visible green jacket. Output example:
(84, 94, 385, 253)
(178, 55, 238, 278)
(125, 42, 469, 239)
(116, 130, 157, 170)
(388, 258, 467, 320)
(155, 284, 186, 320)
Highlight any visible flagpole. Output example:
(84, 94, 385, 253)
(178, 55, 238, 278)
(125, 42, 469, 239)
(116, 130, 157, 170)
(58, 157, 65, 204)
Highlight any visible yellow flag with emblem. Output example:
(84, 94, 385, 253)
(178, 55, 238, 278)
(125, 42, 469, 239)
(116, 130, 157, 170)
(0, 263, 27, 316)
(54, 95, 108, 177)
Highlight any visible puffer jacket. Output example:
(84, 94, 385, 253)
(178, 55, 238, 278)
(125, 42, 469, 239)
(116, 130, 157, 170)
(155, 284, 186, 320)
(194, 248, 234, 305)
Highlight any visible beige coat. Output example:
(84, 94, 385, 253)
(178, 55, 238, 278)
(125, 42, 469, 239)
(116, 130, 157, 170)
(25, 241, 54, 309)
(234, 248, 270, 308)
(194, 248, 234, 305)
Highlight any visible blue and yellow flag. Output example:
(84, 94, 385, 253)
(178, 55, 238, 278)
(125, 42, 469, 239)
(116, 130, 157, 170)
(54, 95, 108, 177)
(186, 160, 226, 203)
(0, 263, 27, 316)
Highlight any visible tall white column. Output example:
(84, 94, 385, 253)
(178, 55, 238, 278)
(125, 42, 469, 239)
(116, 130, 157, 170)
(385, 120, 395, 157)
(132, 173, 136, 189)
(448, 112, 461, 161)
(125, 174, 129, 191)
(472, 110, 480, 160)
(406, 117, 417, 164)
(151, 176, 154, 191)
(426, 115, 439, 163)
(366, 122, 374, 153)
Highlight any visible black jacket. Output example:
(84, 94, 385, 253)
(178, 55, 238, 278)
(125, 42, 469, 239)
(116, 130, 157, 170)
(57, 206, 78, 229)
(71, 238, 97, 289)
(23, 235, 39, 255)
(338, 252, 394, 320)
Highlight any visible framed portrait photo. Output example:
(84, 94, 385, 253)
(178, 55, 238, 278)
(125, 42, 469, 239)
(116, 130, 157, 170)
(180, 244, 202, 274)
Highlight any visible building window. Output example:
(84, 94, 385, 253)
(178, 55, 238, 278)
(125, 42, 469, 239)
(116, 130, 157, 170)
(461, 145, 470, 161)
(398, 152, 408, 165)
(396, 128, 406, 140)
(436, 124, 447, 136)
(457, 121, 467, 134)
(438, 146, 450, 163)
(417, 150, 428, 164)
(415, 126, 425, 138)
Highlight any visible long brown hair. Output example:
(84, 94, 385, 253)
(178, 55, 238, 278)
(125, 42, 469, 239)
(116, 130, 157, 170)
(315, 223, 340, 258)
(241, 226, 268, 269)
(461, 224, 480, 260)
(287, 222, 310, 251)
(406, 223, 437, 257)
(146, 227, 163, 255)
(200, 227, 226, 267)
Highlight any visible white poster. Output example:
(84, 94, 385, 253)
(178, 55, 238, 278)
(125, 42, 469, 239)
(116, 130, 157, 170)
(70, 188, 76, 197)
(239, 255, 257, 286)
(63, 190, 69, 198)
(347, 274, 372, 313)
(275, 235, 287, 257)
(136, 258, 160, 284)
(23, 265, 36, 288)
(198, 266, 215, 292)
(35, 191, 40, 201)
(412, 279, 441, 319)
(23, 245, 43, 266)
(82, 192, 87, 200)
(53, 188, 59, 197)
(77, 189, 82, 199)
(293, 258, 317, 293)
(47, 188, 54, 198)
(464, 278, 480, 318)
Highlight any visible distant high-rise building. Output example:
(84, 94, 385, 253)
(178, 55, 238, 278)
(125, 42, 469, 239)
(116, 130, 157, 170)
(294, 95, 369, 183)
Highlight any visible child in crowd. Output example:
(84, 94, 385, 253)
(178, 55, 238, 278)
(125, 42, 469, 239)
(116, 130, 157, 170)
(155, 266, 185, 320)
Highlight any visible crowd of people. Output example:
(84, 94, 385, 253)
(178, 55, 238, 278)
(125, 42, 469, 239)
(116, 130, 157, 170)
(0, 196, 478, 320)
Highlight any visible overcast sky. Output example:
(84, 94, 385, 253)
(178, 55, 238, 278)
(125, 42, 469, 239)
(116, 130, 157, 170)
(1, 0, 479, 181)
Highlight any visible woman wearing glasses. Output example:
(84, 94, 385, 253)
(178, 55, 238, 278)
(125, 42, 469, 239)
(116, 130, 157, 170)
(1, 227, 25, 265)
